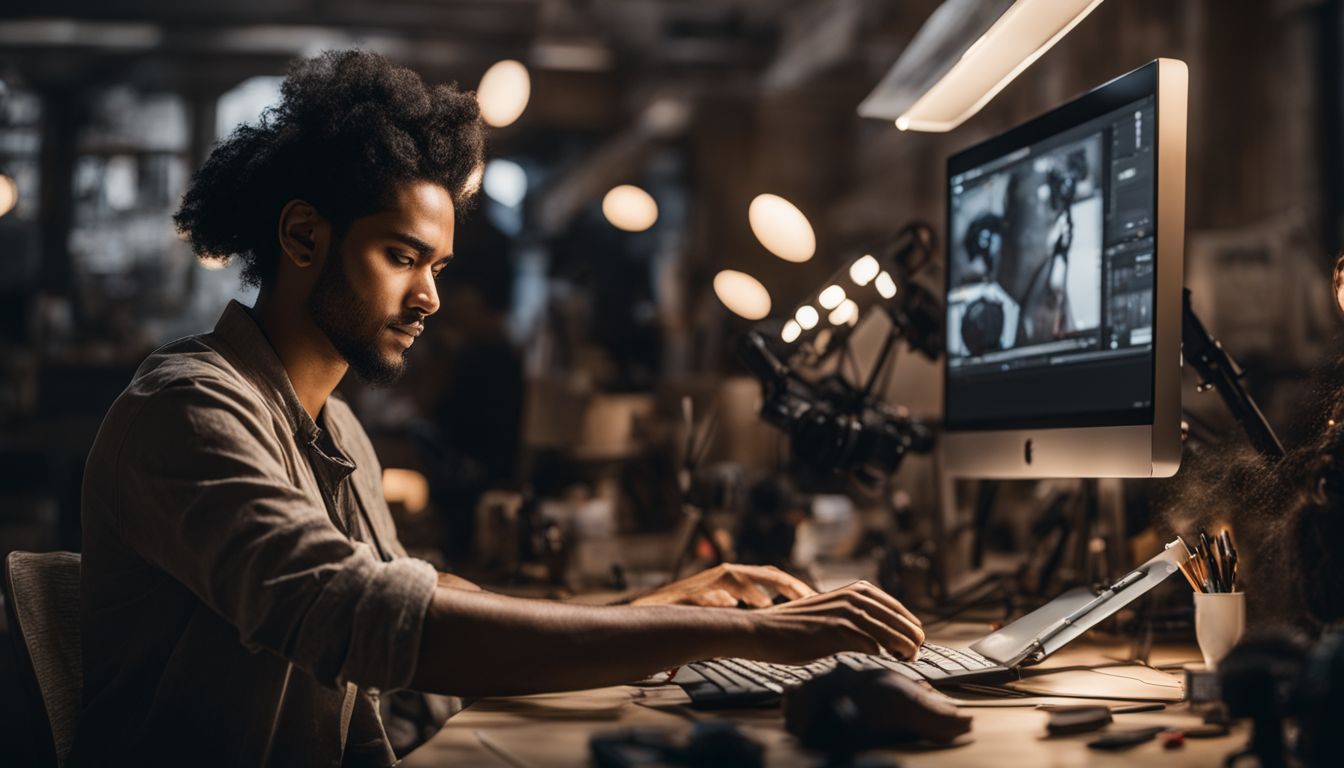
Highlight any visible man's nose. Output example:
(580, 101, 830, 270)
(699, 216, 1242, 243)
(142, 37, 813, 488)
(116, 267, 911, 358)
(410, 269, 440, 316)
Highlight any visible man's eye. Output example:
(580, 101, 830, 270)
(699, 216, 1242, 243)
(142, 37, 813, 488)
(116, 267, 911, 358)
(390, 251, 415, 267)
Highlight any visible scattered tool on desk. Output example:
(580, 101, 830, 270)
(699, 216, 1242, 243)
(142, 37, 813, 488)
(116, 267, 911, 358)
(1087, 725, 1167, 751)
(1044, 705, 1112, 735)
(1113, 702, 1167, 714)
(1172, 528, 1238, 593)
(1160, 729, 1185, 749)
(1038, 702, 1166, 714)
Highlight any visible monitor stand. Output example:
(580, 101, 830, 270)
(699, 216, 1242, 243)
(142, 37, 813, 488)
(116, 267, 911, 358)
(931, 459, 1131, 613)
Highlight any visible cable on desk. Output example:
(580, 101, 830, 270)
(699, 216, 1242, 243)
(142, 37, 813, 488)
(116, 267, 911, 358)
(918, 593, 1013, 629)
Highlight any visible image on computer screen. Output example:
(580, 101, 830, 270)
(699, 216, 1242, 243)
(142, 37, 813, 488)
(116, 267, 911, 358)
(945, 96, 1157, 429)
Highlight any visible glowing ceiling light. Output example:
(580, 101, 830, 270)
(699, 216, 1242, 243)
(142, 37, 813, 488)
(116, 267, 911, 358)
(795, 305, 819, 330)
(713, 269, 772, 320)
(829, 299, 859, 326)
(875, 271, 898, 299)
(749, 193, 815, 263)
(849, 255, 880, 286)
(477, 59, 531, 128)
(0, 173, 17, 218)
(483, 158, 528, 207)
(860, 0, 1105, 132)
(782, 320, 802, 343)
(818, 285, 846, 310)
(602, 184, 658, 232)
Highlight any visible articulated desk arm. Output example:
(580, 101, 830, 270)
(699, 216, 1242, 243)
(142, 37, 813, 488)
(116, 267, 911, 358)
(1182, 289, 1285, 459)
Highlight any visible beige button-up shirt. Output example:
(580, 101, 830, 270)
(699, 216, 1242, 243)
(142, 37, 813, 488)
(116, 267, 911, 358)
(71, 300, 439, 766)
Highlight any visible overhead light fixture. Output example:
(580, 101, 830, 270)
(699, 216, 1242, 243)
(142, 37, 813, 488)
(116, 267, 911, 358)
(874, 271, 898, 299)
(828, 299, 859, 326)
(782, 320, 802, 343)
(849, 254, 879, 286)
(713, 269, 772, 320)
(602, 184, 658, 232)
(818, 285, 846, 310)
(794, 305, 819, 330)
(483, 159, 528, 208)
(0, 172, 16, 218)
(858, 0, 1104, 132)
(749, 193, 815, 263)
(477, 59, 531, 128)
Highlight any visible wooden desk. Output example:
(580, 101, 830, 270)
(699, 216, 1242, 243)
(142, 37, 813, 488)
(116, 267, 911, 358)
(404, 626, 1245, 767)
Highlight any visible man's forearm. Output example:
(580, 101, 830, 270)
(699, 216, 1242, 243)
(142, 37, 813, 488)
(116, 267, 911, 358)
(410, 587, 756, 697)
(436, 571, 483, 591)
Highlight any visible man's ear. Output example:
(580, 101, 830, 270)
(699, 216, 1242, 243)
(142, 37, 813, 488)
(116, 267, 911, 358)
(1335, 252, 1344, 319)
(278, 200, 330, 268)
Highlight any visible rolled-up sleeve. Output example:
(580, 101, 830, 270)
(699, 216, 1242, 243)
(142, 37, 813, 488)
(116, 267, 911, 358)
(114, 375, 437, 691)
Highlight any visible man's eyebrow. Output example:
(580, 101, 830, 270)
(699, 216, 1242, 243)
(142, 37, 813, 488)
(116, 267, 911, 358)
(389, 232, 436, 258)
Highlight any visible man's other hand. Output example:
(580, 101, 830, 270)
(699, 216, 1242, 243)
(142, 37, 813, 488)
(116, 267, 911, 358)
(630, 563, 817, 608)
(752, 580, 925, 663)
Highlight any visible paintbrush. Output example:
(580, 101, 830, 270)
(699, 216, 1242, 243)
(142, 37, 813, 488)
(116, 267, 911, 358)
(1210, 533, 1227, 592)
(1219, 529, 1237, 592)
(1177, 557, 1203, 593)
(1216, 534, 1230, 591)
(1174, 537, 1204, 593)
(1199, 529, 1221, 592)
(1183, 537, 1209, 592)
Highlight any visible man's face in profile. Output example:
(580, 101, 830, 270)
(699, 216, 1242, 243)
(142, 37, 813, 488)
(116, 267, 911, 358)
(309, 181, 456, 385)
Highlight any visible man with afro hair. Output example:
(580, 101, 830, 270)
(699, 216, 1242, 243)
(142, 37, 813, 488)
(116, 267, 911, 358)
(72, 50, 926, 765)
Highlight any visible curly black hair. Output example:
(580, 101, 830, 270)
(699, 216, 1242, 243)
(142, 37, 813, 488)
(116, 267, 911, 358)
(175, 49, 485, 287)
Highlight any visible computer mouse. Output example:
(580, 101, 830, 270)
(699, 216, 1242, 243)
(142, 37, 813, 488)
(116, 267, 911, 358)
(783, 666, 972, 753)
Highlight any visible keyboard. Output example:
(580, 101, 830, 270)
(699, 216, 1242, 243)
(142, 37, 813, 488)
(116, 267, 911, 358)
(678, 642, 1009, 709)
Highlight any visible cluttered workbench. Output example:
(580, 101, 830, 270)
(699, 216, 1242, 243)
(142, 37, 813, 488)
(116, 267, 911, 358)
(404, 622, 1243, 767)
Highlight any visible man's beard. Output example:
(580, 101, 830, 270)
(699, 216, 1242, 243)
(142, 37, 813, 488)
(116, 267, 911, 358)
(308, 247, 416, 387)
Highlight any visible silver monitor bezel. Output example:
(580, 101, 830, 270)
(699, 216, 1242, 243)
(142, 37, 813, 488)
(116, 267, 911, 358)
(941, 58, 1186, 479)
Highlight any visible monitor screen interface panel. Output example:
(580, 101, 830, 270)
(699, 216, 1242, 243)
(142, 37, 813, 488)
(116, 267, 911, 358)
(941, 60, 1185, 478)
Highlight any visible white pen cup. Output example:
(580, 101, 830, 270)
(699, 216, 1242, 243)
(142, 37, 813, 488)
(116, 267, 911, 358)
(1194, 591, 1246, 670)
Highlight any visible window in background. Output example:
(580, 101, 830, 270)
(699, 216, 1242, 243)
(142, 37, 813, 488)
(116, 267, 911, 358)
(0, 87, 41, 221)
(67, 85, 259, 353)
(0, 85, 43, 422)
(215, 76, 283, 139)
(0, 87, 42, 290)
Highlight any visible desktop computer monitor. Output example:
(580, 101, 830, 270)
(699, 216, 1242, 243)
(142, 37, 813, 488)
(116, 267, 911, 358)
(941, 59, 1187, 478)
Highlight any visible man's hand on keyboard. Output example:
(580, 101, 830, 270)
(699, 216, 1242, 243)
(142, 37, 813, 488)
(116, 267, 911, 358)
(750, 580, 925, 664)
(630, 563, 817, 608)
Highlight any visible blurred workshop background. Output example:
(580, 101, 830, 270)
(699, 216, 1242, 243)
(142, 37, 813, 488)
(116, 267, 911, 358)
(0, 0, 1342, 634)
